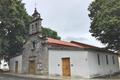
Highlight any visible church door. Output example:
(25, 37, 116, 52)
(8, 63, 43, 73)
(15, 61, 18, 73)
(29, 60, 36, 74)
(62, 58, 71, 76)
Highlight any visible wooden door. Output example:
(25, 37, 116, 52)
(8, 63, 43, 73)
(29, 60, 36, 74)
(15, 61, 18, 73)
(62, 58, 71, 76)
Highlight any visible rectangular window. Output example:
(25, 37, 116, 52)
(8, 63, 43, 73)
(106, 55, 109, 64)
(112, 56, 115, 64)
(97, 54, 100, 65)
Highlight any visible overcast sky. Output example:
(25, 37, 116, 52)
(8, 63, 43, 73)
(22, 0, 104, 47)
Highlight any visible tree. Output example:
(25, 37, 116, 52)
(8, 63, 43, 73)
(0, 0, 61, 60)
(88, 0, 120, 51)
(0, 0, 31, 59)
(42, 27, 61, 40)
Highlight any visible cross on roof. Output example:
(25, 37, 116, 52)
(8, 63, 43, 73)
(35, 0, 37, 9)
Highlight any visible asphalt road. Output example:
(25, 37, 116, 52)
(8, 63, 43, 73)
(0, 74, 53, 80)
(0, 73, 120, 80)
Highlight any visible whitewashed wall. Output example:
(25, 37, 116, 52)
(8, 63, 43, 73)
(48, 50, 90, 78)
(118, 56, 120, 69)
(9, 55, 22, 73)
(87, 51, 119, 78)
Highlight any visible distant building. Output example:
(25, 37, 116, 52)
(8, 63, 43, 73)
(9, 8, 119, 78)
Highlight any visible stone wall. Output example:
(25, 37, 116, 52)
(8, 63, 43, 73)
(22, 34, 48, 74)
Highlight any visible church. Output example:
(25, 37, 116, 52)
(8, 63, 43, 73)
(9, 8, 120, 78)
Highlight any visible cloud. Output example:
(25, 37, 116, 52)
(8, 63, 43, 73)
(64, 33, 105, 47)
(22, 0, 103, 47)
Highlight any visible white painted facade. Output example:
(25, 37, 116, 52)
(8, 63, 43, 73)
(9, 55, 22, 73)
(9, 49, 119, 78)
(88, 51, 119, 78)
(48, 49, 119, 78)
(118, 56, 120, 69)
(49, 50, 89, 78)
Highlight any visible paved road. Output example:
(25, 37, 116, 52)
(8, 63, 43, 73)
(0, 74, 53, 80)
(1, 73, 120, 80)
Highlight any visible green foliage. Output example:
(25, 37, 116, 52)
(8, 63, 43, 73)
(42, 27, 61, 40)
(0, 0, 61, 59)
(88, 0, 120, 51)
(0, 0, 31, 58)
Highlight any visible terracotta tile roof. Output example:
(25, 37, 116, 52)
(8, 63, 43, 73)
(47, 38, 83, 48)
(71, 41, 98, 48)
(47, 38, 97, 48)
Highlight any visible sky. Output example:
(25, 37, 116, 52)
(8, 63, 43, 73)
(22, 0, 104, 47)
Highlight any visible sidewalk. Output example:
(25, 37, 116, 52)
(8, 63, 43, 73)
(3, 73, 84, 80)
(3, 73, 114, 80)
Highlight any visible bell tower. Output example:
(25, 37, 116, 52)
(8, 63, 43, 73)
(29, 8, 43, 35)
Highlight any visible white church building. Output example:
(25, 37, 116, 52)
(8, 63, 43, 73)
(9, 8, 120, 78)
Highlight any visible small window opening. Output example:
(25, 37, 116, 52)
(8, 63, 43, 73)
(97, 54, 100, 65)
(106, 55, 109, 65)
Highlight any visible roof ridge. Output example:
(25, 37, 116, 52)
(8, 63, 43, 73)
(47, 38, 95, 48)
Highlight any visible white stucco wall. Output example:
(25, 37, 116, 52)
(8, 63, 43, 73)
(49, 49, 119, 78)
(87, 51, 119, 78)
(9, 55, 22, 73)
(48, 50, 89, 78)
(118, 56, 120, 69)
